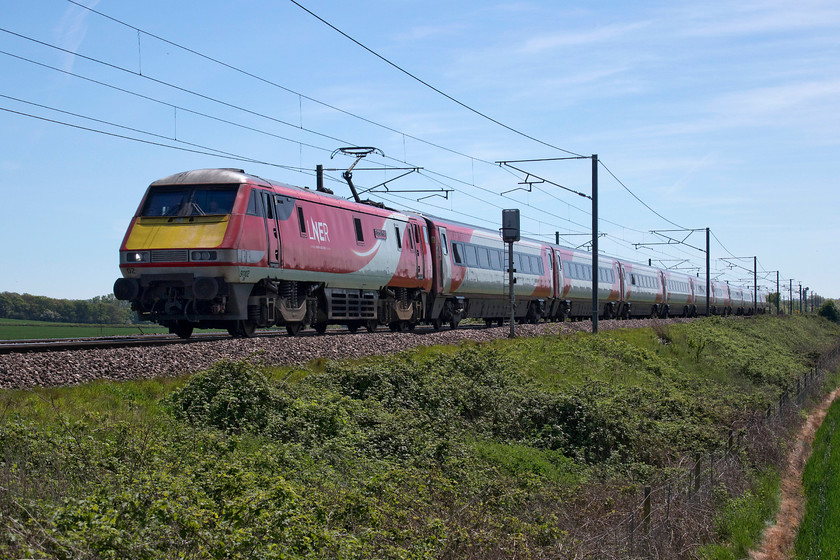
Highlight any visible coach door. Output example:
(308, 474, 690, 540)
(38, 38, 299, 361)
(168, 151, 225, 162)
(409, 220, 425, 280)
(437, 226, 451, 293)
(260, 191, 281, 268)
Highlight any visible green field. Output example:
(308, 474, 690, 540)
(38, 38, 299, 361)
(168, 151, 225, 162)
(1, 315, 839, 559)
(0, 317, 169, 339)
(795, 395, 840, 559)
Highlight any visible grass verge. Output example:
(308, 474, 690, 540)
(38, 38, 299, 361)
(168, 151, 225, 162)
(0, 315, 838, 559)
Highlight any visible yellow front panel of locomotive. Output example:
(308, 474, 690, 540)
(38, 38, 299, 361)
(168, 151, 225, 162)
(125, 216, 230, 249)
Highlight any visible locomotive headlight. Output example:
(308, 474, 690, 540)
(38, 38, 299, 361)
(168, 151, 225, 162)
(190, 250, 218, 261)
(125, 251, 149, 263)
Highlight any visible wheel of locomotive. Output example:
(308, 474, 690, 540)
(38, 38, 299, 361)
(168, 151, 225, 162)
(228, 320, 256, 338)
(484, 318, 494, 328)
(389, 322, 399, 332)
(347, 322, 360, 334)
(172, 321, 194, 339)
(407, 321, 416, 331)
(285, 322, 303, 337)
(314, 322, 328, 334)
(450, 318, 460, 330)
(240, 320, 256, 337)
(365, 320, 377, 333)
(431, 318, 443, 331)
(497, 318, 505, 327)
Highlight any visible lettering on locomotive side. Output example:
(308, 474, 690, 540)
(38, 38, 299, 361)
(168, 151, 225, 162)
(374, 228, 387, 240)
(308, 218, 330, 243)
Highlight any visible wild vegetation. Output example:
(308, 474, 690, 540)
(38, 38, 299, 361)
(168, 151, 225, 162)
(1, 315, 838, 559)
(795, 394, 840, 559)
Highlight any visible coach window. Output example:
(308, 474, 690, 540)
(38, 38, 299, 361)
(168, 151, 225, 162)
(395, 225, 402, 250)
(261, 192, 275, 219)
(452, 243, 463, 264)
(490, 249, 501, 270)
(466, 245, 479, 267)
(246, 190, 264, 216)
(297, 206, 307, 237)
(354, 218, 364, 244)
(478, 247, 490, 269)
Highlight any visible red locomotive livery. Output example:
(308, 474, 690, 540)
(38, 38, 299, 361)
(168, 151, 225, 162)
(114, 168, 769, 338)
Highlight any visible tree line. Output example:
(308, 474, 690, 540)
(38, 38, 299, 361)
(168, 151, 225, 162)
(0, 292, 136, 324)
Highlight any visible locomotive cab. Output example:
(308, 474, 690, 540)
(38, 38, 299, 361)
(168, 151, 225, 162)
(114, 170, 261, 338)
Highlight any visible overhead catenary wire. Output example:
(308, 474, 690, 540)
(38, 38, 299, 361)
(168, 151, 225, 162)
(0, 105, 306, 173)
(63, 0, 725, 250)
(2, 7, 764, 283)
(285, 0, 585, 159)
(63, 0, 498, 167)
(62, 4, 709, 256)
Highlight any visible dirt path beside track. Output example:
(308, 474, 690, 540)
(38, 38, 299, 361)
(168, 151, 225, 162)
(749, 387, 840, 560)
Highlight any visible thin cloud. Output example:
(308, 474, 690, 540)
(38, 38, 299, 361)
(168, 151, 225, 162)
(53, 0, 100, 72)
(674, 0, 840, 37)
(518, 21, 650, 53)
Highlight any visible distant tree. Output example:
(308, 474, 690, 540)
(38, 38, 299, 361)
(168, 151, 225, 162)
(818, 300, 839, 323)
(0, 291, 136, 324)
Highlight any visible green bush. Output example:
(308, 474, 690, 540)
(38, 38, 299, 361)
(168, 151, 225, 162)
(166, 360, 276, 433)
(818, 300, 839, 323)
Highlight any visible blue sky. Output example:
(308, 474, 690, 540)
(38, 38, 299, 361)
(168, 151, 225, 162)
(1, 0, 838, 301)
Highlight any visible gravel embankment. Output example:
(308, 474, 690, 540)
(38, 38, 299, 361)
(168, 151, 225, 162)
(0, 318, 694, 389)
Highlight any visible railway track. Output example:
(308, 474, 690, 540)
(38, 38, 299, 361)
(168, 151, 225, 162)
(0, 332, 234, 355)
(0, 322, 503, 355)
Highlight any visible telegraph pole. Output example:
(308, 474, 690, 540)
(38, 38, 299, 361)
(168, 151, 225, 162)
(591, 154, 599, 333)
(789, 279, 793, 315)
(496, 155, 599, 332)
(706, 228, 711, 316)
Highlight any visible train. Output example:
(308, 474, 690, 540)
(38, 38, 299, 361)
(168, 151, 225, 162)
(113, 168, 771, 338)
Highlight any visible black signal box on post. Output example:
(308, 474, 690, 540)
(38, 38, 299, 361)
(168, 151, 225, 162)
(502, 209, 520, 242)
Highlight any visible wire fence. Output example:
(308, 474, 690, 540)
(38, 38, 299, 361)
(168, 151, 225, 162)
(567, 342, 840, 559)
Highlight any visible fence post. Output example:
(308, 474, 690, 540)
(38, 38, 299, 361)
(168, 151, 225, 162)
(687, 470, 693, 499)
(710, 451, 715, 489)
(694, 458, 701, 496)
